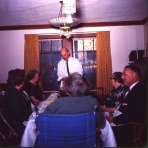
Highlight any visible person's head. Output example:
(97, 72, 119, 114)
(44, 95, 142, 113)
(26, 69, 40, 84)
(60, 48, 70, 60)
(7, 69, 25, 90)
(111, 72, 123, 89)
(63, 73, 88, 97)
(122, 64, 141, 87)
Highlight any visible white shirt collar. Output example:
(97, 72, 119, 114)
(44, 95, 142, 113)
(129, 81, 139, 91)
(61, 56, 72, 62)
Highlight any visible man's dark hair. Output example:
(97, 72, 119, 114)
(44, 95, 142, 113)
(124, 64, 141, 78)
(63, 73, 88, 96)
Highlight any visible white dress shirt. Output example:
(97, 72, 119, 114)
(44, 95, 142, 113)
(57, 56, 83, 81)
(129, 81, 139, 91)
(124, 81, 140, 97)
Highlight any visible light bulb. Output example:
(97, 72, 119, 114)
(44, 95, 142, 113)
(66, 14, 73, 24)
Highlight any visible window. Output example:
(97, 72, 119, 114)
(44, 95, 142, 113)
(73, 38, 96, 89)
(40, 36, 96, 91)
(40, 39, 62, 91)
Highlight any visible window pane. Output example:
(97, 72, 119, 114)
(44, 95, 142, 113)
(40, 39, 62, 91)
(73, 38, 96, 89)
(51, 40, 62, 52)
(77, 40, 83, 51)
(40, 40, 51, 53)
(84, 39, 94, 51)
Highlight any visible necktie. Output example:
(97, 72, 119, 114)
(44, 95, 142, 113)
(66, 59, 70, 76)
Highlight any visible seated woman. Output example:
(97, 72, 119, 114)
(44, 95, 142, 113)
(102, 72, 128, 115)
(4, 69, 32, 141)
(24, 70, 43, 108)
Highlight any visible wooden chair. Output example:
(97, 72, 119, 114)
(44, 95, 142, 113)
(128, 122, 146, 146)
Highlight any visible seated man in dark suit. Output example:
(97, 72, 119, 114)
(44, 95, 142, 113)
(113, 64, 147, 146)
(113, 64, 146, 124)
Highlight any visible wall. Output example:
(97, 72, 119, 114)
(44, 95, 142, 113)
(144, 21, 148, 49)
(0, 25, 145, 83)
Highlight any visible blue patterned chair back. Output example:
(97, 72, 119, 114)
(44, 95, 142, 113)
(35, 112, 96, 148)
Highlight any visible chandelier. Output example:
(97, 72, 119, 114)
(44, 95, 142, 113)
(50, 0, 78, 38)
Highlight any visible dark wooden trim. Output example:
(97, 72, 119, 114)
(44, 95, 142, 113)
(0, 24, 52, 31)
(78, 20, 146, 27)
(72, 33, 96, 38)
(1, 18, 146, 31)
(39, 35, 61, 39)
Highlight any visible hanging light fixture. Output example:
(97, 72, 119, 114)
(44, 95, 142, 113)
(50, 0, 78, 38)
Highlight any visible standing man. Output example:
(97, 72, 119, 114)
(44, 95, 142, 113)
(57, 48, 83, 88)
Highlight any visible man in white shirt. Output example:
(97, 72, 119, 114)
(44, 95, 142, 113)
(57, 48, 83, 88)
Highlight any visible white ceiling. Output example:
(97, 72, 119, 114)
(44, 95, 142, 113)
(0, 0, 147, 26)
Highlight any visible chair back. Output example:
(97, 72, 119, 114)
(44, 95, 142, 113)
(35, 112, 96, 148)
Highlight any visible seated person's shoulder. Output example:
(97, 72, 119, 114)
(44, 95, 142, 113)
(134, 82, 146, 94)
(78, 96, 99, 104)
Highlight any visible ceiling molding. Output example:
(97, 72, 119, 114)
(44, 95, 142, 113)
(78, 19, 146, 27)
(0, 18, 147, 31)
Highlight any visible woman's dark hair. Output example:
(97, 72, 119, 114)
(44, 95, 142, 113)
(112, 72, 123, 83)
(25, 69, 40, 81)
(7, 69, 25, 86)
(63, 73, 88, 96)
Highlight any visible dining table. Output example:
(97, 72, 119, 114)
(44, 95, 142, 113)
(20, 93, 116, 147)
(20, 92, 59, 147)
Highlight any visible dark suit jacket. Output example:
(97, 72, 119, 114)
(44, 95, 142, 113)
(113, 82, 147, 124)
(4, 87, 32, 135)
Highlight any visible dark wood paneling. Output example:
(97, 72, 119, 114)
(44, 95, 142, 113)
(39, 35, 61, 39)
(72, 33, 96, 38)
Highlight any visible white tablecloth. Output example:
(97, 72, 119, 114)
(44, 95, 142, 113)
(21, 93, 117, 147)
(100, 120, 117, 147)
(20, 93, 59, 147)
(21, 117, 36, 147)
